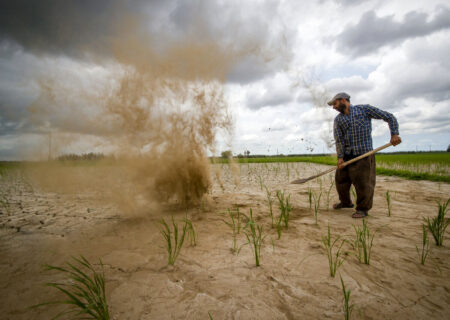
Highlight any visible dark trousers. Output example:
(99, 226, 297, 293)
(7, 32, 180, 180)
(335, 155, 376, 212)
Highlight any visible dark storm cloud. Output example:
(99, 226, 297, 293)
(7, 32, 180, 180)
(0, 0, 123, 59)
(0, 0, 181, 59)
(0, 0, 290, 83)
(336, 6, 450, 57)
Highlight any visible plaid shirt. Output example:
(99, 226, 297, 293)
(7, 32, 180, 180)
(334, 104, 399, 158)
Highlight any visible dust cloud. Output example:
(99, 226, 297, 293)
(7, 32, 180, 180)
(24, 21, 243, 208)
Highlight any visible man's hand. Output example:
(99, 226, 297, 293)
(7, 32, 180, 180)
(337, 158, 345, 169)
(390, 134, 402, 146)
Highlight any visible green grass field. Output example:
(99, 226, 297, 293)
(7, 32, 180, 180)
(213, 152, 450, 183)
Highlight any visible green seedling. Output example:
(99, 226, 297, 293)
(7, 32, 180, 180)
(184, 216, 197, 246)
(352, 219, 375, 265)
(285, 163, 290, 180)
(257, 174, 264, 191)
(326, 180, 334, 210)
(31, 256, 110, 320)
(157, 215, 188, 265)
(340, 275, 355, 320)
(350, 186, 356, 204)
(385, 190, 392, 217)
(321, 225, 346, 277)
(222, 207, 245, 254)
(424, 198, 450, 246)
(276, 190, 292, 229)
(265, 186, 275, 228)
(313, 190, 322, 225)
(416, 224, 430, 265)
(243, 209, 266, 266)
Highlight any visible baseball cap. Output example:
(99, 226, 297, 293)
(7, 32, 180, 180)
(327, 92, 350, 106)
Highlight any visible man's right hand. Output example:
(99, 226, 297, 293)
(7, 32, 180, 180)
(337, 158, 345, 169)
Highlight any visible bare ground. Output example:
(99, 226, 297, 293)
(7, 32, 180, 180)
(1, 162, 449, 319)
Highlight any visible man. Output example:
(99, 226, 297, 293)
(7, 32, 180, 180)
(328, 92, 401, 218)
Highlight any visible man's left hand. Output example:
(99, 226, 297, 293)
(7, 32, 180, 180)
(391, 134, 402, 146)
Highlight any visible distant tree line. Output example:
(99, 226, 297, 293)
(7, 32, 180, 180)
(56, 152, 108, 161)
(216, 149, 449, 159)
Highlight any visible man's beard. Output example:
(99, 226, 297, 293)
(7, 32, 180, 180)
(337, 102, 346, 114)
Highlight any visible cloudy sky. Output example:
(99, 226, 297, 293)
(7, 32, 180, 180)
(1, 0, 449, 160)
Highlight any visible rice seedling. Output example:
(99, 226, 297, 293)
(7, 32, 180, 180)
(157, 215, 188, 265)
(31, 255, 110, 320)
(352, 220, 375, 265)
(340, 275, 355, 320)
(285, 162, 290, 180)
(424, 198, 450, 246)
(222, 207, 245, 254)
(183, 216, 197, 246)
(326, 180, 334, 210)
(350, 186, 356, 204)
(318, 176, 323, 192)
(275, 216, 283, 240)
(416, 224, 430, 265)
(271, 237, 276, 252)
(308, 188, 313, 210)
(385, 190, 392, 217)
(243, 208, 266, 266)
(313, 190, 322, 225)
(264, 186, 275, 228)
(276, 190, 292, 228)
(257, 173, 264, 191)
(321, 225, 346, 277)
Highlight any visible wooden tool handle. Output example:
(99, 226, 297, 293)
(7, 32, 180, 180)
(290, 142, 393, 184)
(341, 142, 392, 168)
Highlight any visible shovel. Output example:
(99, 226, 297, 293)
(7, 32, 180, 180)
(290, 142, 392, 184)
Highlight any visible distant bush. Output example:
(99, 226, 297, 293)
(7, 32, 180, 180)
(221, 150, 232, 159)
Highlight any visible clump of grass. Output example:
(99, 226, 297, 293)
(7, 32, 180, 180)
(416, 224, 430, 265)
(184, 216, 197, 246)
(424, 198, 450, 246)
(222, 207, 245, 254)
(352, 220, 375, 265)
(340, 275, 355, 320)
(157, 215, 188, 265)
(321, 225, 346, 277)
(31, 255, 110, 320)
(265, 186, 275, 228)
(276, 190, 292, 228)
(313, 190, 322, 225)
(385, 190, 392, 217)
(243, 208, 266, 266)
